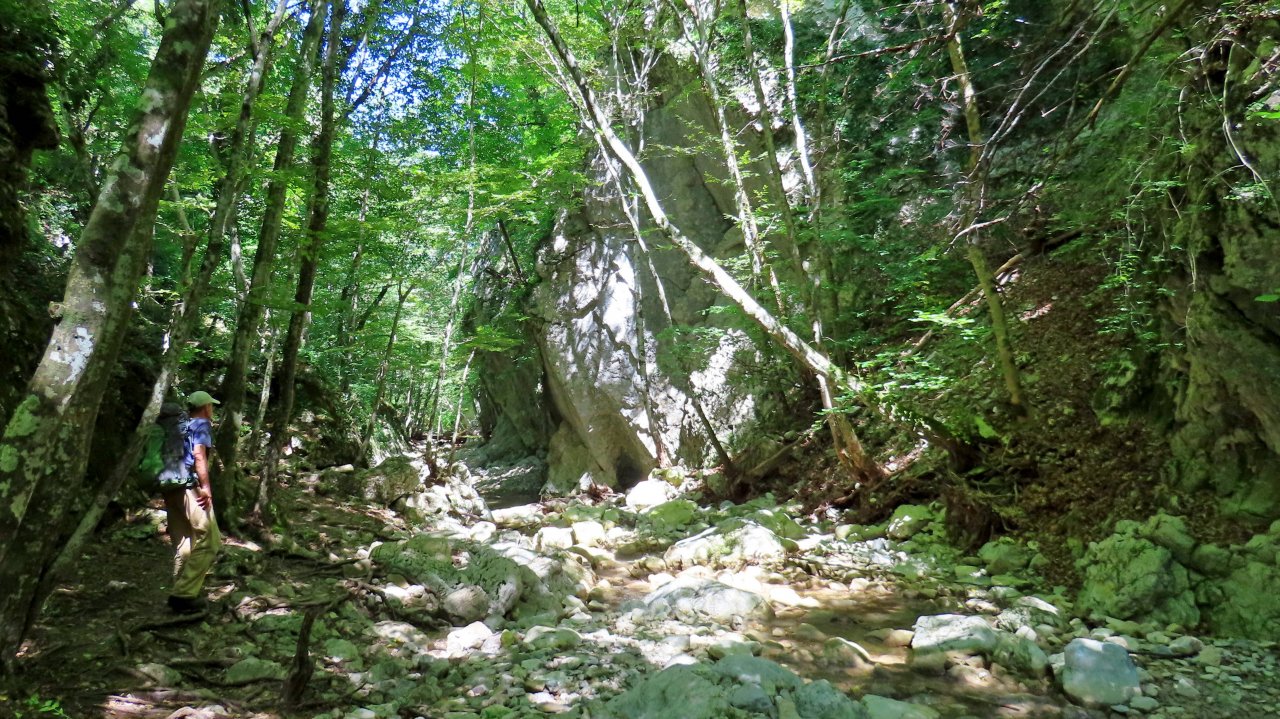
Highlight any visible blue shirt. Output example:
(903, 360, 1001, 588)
(183, 417, 213, 469)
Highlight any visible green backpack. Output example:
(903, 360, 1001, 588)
(140, 403, 191, 490)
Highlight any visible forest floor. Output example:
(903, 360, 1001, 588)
(3, 452, 1279, 719)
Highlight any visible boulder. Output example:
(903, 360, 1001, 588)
(910, 614, 999, 655)
(401, 465, 491, 521)
(524, 625, 582, 651)
(978, 538, 1032, 575)
(640, 576, 773, 624)
(1060, 638, 1141, 708)
(469, 458, 547, 509)
(446, 622, 494, 656)
(992, 633, 1049, 677)
(1202, 559, 1280, 638)
(534, 526, 575, 550)
(1075, 525, 1199, 627)
(571, 520, 608, 547)
(793, 680, 866, 719)
(711, 654, 803, 692)
(626, 478, 678, 510)
(886, 504, 935, 540)
(443, 585, 490, 624)
(822, 637, 874, 668)
(664, 520, 788, 569)
(331, 455, 421, 505)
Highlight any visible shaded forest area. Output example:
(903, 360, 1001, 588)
(0, 0, 1278, 716)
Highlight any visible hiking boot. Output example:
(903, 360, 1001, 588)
(166, 594, 206, 614)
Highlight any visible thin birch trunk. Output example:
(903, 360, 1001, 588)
(213, 1, 327, 523)
(0, 0, 222, 669)
(942, 1, 1026, 414)
(339, 188, 371, 395)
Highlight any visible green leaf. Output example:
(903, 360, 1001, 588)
(1256, 294, 1280, 303)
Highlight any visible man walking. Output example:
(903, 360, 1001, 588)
(164, 390, 222, 613)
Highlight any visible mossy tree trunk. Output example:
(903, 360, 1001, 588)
(0, 0, 221, 670)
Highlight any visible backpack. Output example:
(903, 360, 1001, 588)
(143, 403, 191, 490)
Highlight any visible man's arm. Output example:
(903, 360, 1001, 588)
(193, 444, 212, 510)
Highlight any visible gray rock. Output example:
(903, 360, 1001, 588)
(534, 526, 575, 550)
(978, 538, 1032, 574)
(1061, 638, 1141, 708)
(1075, 523, 1199, 627)
(911, 614, 999, 655)
(822, 637, 874, 667)
(625, 478, 678, 510)
(712, 655, 803, 692)
(727, 683, 772, 714)
(571, 520, 608, 547)
(641, 576, 773, 624)
(524, 625, 582, 650)
(1129, 696, 1159, 712)
(664, 520, 787, 569)
(324, 638, 362, 662)
(1168, 635, 1203, 657)
(443, 585, 490, 624)
(993, 632, 1049, 677)
(446, 622, 494, 655)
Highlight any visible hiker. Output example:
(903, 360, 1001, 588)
(162, 390, 223, 613)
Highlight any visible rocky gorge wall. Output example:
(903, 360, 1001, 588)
(468, 56, 810, 498)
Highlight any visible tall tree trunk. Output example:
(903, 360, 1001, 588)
(254, 0, 348, 528)
(213, 0, 327, 524)
(0, 0, 222, 670)
(942, 1, 1026, 414)
(359, 282, 412, 464)
(43, 0, 293, 597)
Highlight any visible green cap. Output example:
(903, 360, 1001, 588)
(187, 390, 220, 408)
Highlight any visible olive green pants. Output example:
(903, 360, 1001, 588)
(163, 487, 221, 599)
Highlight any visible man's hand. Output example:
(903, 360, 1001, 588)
(195, 485, 213, 511)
